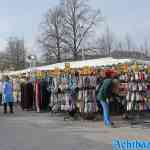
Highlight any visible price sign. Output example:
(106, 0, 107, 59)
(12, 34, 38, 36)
(117, 64, 123, 74)
(35, 71, 41, 78)
(65, 63, 70, 73)
(53, 67, 60, 76)
(65, 63, 70, 69)
(132, 63, 139, 72)
(147, 66, 150, 74)
(83, 66, 91, 75)
(123, 64, 128, 73)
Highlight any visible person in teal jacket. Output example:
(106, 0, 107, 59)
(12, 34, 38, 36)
(2, 76, 14, 114)
(97, 78, 119, 127)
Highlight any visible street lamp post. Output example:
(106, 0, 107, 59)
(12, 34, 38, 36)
(28, 55, 37, 78)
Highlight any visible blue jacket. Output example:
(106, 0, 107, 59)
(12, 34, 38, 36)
(2, 81, 13, 103)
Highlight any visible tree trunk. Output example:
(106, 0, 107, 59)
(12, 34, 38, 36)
(73, 51, 78, 60)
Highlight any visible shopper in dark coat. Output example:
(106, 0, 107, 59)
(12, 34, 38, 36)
(97, 71, 119, 127)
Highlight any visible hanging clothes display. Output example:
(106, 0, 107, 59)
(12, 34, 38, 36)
(35, 80, 42, 112)
(13, 78, 21, 103)
(17, 62, 150, 120)
(41, 79, 51, 111)
(83, 76, 97, 113)
(20, 82, 25, 109)
(119, 70, 150, 113)
(59, 75, 69, 111)
(68, 75, 78, 112)
(21, 81, 34, 110)
(47, 73, 100, 114)
(49, 77, 60, 112)
(34, 78, 52, 112)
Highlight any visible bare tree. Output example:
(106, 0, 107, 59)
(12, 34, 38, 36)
(118, 41, 123, 51)
(124, 34, 136, 51)
(115, 40, 124, 51)
(0, 52, 10, 72)
(39, 6, 66, 63)
(143, 39, 149, 56)
(6, 37, 27, 70)
(61, 0, 102, 60)
(104, 26, 114, 56)
(96, 36, 106, 56)
(125, 34, 131, 51)
(97, 26, 114, 56)
(139, 39, 149, 58)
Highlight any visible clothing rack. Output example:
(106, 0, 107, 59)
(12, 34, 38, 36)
(120, 71, 150, 125)
(19, 71, 126, 119)
(20, 78, 51, 112)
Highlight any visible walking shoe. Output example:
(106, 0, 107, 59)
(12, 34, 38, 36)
(111, 122, 114, 126)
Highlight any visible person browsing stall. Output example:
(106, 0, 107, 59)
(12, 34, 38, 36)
(97, 71, 119, 128)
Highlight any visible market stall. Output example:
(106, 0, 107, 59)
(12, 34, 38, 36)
(3, 57, 150, 121)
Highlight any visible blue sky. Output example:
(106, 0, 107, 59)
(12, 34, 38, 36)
(0, 0, 150, 51)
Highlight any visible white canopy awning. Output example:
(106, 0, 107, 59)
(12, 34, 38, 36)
(4, 57, 133, 76)
(35, 57, 132, 71)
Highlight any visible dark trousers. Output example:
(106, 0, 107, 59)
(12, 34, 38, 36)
(4, 102, 13, 113)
